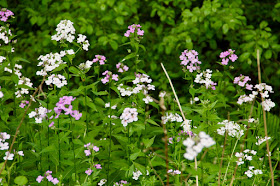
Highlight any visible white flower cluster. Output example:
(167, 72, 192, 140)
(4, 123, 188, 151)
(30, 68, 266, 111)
(194, 69, 216, 90)
(181, 120, 192, 133)
(77, 34, 90, 51)
(255, 136, 271, 146)
(36, 50, 74, 76)
(0, 56, 6, 63)
(237, 83, 275, 111)
(98, 179, 107, 186)
(4, 63, 33, 98)
(132, 169, 142, 180)
(244, 166, 263, 178)
(159, 91, 166, 98)
(235, 149, 257, 165)
(51, 20, 75, 43)
(15, 76, 33, 98)
(29, 106, 51, 123)
(120, 108, 138, 127)
(45, 74, 67, 88)
(105, 102, 117, 110)
(167, 169, 181, 175)
(190, 97, 199, 104)
(0, 133, 22, 161)
(117, 73, 155, 104)
(0, 26, 12, 45)
(217, 120, 244, 139)
(183, 131, 215, 160)
(162, 112, 183, 124)
(0, 86, 3, 98)
(78, 60, 93, 71)
(0, 132, 10, 150)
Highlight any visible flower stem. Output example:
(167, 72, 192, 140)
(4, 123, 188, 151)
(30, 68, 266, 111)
(222, 139, 239, 185)
(107, 81, 112, 184)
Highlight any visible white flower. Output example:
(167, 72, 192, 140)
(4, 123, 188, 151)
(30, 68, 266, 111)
(3, 151, 14, 160)
(132, 170, 142, 180)
(217, 120, 244, 139)
(245, 170, 253, 178)
(183, 131, 215, 161)
(18, 151, 24, 156)
(120, 108, 138, 127)
(143, 96, 153, 104)
(98, 179, 107, 186)
(51, 20, 75, 43)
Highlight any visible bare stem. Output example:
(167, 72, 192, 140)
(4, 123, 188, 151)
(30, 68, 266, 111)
(256, 49, 274, 185)
(0, 76, 46, 175)
(161, 63, 199, 186)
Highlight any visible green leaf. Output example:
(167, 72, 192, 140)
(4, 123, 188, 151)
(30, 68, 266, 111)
(133, 162, 146, 175)
(109, 40, 118, 50)
(116, 16, 124, 25)
(11, 74, 19, 84)
(222, 24, 229, 34)
(264, 50, 272, 59)
(147, 119, 160, 126)
(260, 21, 268, 29)
(87, 25, 93, 35)
(14, 176, 28, 185)
(40, 145, 56, 154)
(143, 136, 156, 148)
(69, 66, 80, 75)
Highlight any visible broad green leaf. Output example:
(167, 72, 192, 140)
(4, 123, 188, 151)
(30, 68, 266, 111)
(14, 176, 28, 185)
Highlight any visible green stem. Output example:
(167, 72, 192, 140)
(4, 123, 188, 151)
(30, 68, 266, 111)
(83, 79, 88, 132)
(222, 139, 239, 185)
(107, 81, 112, 184)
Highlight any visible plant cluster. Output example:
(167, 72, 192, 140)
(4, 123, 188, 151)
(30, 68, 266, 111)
(0, 7, 279, 186)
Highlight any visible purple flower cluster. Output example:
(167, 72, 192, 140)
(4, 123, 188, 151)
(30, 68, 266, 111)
(220, 49, 238, 65)
(84, 142, 99, 156)
(179, 50, 202, 72)
(101, 70, 119, 84)
(54, 96, 82, 120)
(93, 55, 106, 65)
(116, 62, 129, 73)
(234, 74, 253, 90)
(19, 100, 29, 108)
(114, 180, 129, 186)
(124, 24, 144, 37)
(36, 170, 59, 185)
(0, 8, 14, 22)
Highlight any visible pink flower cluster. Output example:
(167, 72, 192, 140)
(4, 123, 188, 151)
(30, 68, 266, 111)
(19, 100, 29, 108)
(84, 142, 99, 156)
(116, 62, 129, 73)
(0, 8, 14, 22)
(124, 24, 144, 37)
(220, 49, 238, 65)
(179, 50, 201, 72)
(36, 170, 59, 185)
(101, 70, 119, 84)
(93, 55, 106, 65)
(85, 164, 102, 175)
(233, 74, 253, 90)
(114, 180, 129, 186)
(54, 96, 82, 120)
